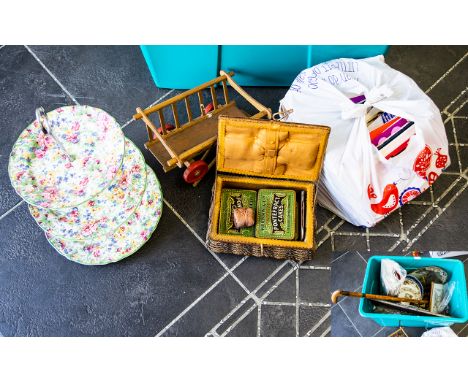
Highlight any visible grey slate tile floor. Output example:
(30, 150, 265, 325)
(331, 251, 468, 337)
(0, 45, 467, 336)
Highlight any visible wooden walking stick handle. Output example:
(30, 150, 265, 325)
(331, 289, 428, 305)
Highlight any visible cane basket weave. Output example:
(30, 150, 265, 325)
(206, 116, 330, 261)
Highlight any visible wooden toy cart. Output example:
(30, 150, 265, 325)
(133, 71, 272, 186)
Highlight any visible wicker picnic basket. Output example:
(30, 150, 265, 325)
(206, 116, 330, 261)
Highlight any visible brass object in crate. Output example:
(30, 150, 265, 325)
(206, 116, 330, 261)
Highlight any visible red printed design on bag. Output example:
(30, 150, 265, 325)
(413, 145, 432, 179)
(428, 171, 438, 185)
(370, 183, 399, 215)
(434, 148, 448, 169)
(367, 184, 377, 199)
(399, 187, 421, 206)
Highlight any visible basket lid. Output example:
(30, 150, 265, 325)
(216, 116, 330, 182)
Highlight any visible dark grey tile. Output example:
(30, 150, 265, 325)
(315, 205, 337, 228)
(374, 327, 403, 337)
(415, 188, 468, 249)
(264, 271, 296, 303)
(368, 208, 403, 235)
(335, 221, 367, 234)
(453, 118, 467, 144)
(331, 305, 360, 337)
(28, 45, 169, 125)
(332, 234, 368, 252)
(401, 327, 427, 337)
(255, 262, 295, 298)
(216, 298, 257, 336)
(232, 256, 288, 292)
(368, 235, 401, 252)
(299, 306, 329, 336)
(298, 269, 331, 304)
(225, 307, 258, 337)
(331, 251, 367, 291)
(231, 86, 288, 116)
(454, 323, 468, 337)
(400, 204, 436, 235)
(302, 243, 332, 267)
(0, 46, 74, 216)
(385, 46, 468, 110)
(161, 276, 248, 337)
(0, 202, 226, 336)
(338, 295, 383, 337)
(260, 304, 295, 337)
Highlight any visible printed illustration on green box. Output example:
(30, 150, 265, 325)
(219, 189, 257, 237)
(256, 189, 296, 240)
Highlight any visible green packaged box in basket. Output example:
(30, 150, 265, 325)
(256, 189, 296, 240)
(218, 189, 257, 237)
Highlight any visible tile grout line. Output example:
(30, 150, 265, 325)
(0, 200, 25, 222)
(211, 260, 305, 336)
(219, 303, 258, 337)
(262, 301, 331, 307)
(331, 250, 350, 264)
(299, 265, 331, 270)
(256, 304, 262, 336)
(443, 88, 467, 115)
(24, 45, 80, 105)
(209, 261, 292, 335)
(388, 173, 464, 251)
(155, 270, 232, 337)
(320, 326, 331, 337)
(295, 266, 300, 337)
(403, 178, 468, 251)
(304, 310, 330, 337)
(456, 323, 468, 335)
(450, 116, 463, 174)
(162, 197, 252, 296)
(155, 255, 246, 337)
(372, 326, 387, 337)
(338, 304, 363, 337)
(120, 89, 176, 130)
(425, 52, 468, 94)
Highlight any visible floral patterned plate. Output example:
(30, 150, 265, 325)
(9, 105, 125, 210)
(29, 138, 146, 241)
(47, 165, 163, 265)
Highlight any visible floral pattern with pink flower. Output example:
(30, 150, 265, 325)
(46, 166, 162, 265)
(9, 105, 125, 209)
(29, 139, 146, 242)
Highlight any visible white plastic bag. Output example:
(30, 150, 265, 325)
(380, 259, 407, 296)
(421, 327, 457, 337)
(279, 55, 450, 227)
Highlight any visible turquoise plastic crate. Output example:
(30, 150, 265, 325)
(359, 256, 468, 328)
(140, 45, 389, 89)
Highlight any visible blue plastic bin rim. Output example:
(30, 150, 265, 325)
(358, 255, 468, 325)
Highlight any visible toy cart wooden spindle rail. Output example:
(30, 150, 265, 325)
(133, 70, 272, 186)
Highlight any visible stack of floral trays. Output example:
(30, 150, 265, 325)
(8, 105, 163, 265)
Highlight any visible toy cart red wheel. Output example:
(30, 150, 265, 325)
(183, 160, 209, 184)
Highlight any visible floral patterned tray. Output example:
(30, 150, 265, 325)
(9, 105, 125, 210)
(29, 138, 146, 241)
(47, 165, 163, 265)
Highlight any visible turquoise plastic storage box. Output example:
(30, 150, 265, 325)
(140, 45, 389, 89)
(359, 256, 468, 328)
